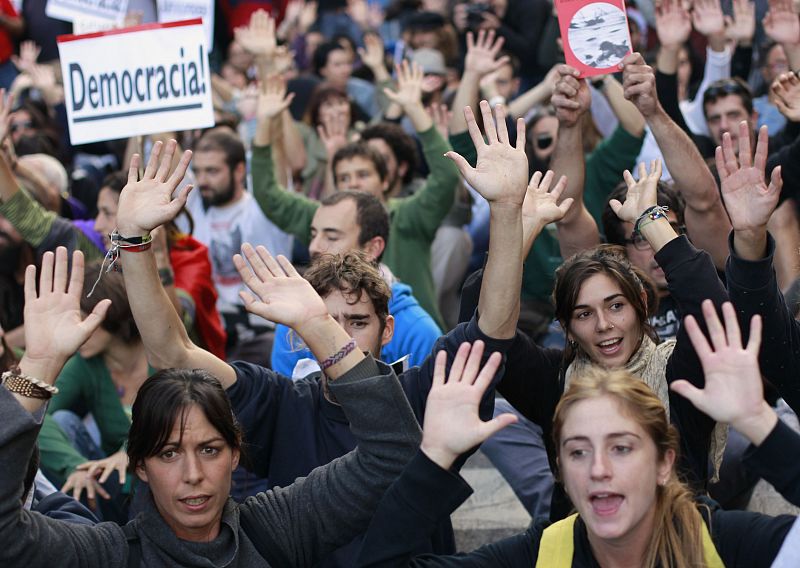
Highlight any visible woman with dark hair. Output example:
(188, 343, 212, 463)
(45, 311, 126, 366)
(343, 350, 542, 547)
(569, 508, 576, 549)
(36, 260, 149, 522)
(463, 158, 729, 521)
(356, 302, 798, 566)
(0, 243, 422, 567)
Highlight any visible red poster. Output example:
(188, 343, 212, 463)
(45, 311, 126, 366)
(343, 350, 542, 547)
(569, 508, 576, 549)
(555, 0, 633, 78)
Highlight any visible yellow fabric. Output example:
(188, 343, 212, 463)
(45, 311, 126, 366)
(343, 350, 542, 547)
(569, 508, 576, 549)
(534, 513, 725, 567)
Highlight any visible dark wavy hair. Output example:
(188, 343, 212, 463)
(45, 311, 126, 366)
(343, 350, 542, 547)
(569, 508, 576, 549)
(127, 368, 242, 470)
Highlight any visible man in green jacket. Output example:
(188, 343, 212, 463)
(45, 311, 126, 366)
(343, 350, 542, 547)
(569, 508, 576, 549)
(251, 64, 459, 329)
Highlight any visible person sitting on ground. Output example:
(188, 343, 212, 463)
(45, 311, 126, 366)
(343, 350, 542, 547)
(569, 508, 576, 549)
(271, 190, 441, 376)
(356, 302, 797, 567)
(114, 105, 560, 566)
(0, 211, 420, 566)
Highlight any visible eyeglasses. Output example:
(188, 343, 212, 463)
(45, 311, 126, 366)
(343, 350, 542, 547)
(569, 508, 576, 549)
(624, 223, 686, 250)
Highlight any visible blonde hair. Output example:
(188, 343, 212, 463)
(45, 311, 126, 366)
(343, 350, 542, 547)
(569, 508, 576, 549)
(553, 369, 706, 568)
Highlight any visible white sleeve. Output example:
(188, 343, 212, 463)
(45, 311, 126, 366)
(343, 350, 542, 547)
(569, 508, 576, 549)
(681, 45, 733, 136)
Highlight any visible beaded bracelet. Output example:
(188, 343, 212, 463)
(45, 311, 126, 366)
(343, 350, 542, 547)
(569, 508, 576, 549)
(634, 205, 670, 234)
(2, 366, 59, 399)
(320, 338, 358, 371)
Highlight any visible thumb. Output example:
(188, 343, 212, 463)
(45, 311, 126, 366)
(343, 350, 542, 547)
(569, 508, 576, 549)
(769, 165, 783, 195)
(669, 380, 704, 407)
(608, 199, 623, 217)
(444, 151, 472, 178)
(558, 197, 575, 216)
(478, 412, 518, 441)
(382, 87, 399, 102)
(82, 299, 112, 334)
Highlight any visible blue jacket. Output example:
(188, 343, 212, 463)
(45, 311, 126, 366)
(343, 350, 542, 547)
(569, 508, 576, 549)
(271, 282, 441, 376)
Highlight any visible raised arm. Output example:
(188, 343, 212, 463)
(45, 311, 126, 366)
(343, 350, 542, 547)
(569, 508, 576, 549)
(763, 0, 800, 72)
(548, 65, 601, 258)
(444, 101, 527, 339)
(622, 52, 731, 268)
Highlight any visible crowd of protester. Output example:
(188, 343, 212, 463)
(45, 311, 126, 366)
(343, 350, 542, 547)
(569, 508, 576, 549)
(2, 0, 800, 565)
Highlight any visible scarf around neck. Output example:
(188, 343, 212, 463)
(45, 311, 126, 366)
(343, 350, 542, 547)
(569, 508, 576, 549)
(565, 335, 727, 481)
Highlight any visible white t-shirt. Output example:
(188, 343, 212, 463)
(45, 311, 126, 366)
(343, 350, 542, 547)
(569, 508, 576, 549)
(182, 189, 293, 325)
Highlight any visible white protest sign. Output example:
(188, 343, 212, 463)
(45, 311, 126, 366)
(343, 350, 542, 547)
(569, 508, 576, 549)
(57, 19, 214, 145)
(46, 0, 129, 24)
(157, 0, 214, 51)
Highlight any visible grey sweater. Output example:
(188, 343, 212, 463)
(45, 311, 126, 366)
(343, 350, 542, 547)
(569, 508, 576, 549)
(0, 356, 421, 567)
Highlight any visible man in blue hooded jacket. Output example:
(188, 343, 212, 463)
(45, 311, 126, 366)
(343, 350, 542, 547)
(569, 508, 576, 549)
(270, 190, 442, 376)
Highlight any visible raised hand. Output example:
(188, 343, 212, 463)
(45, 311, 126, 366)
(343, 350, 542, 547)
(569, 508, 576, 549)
(116, 140, 193, 236)
(725, 0, 756, 44)
(610, 159, 662, 223)
(256, 74, 295, 123)
(692, 0, 726, 37)
(772, 71, 800, 120)
(670, 300, 777, 445)
(428, 103, 451, 139)
(521, 170, 572, 239)
(420, 342, 517, 470)
(357, 33, 386, 73)
(22, 248, 110, 372)
(655, 0, 692, 49)
(551, 65, 591, 127)
(298, 1, 318, 32)
(464, 29, 509, 77)
(763, 0, 800, 45)
(234, 9, 277, 59)
(11, 40, 40, 73)
(318, 109, 349, 159)
(445, 100, 528, 206)
(234, 243, 328, 330)
(383, 60, 424, 110)
(716, 121, 782, 233)
(621, 52, 660, 118)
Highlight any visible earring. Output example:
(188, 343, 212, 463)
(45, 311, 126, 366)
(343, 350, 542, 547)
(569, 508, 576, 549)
(568, 339, 577, 348)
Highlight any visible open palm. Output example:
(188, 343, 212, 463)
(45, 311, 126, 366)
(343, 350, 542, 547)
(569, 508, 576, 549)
(671, 301, 765, 426)
(234, 9, 277, 58)
(716, 123, 781, 231)
(610, 160, 662, 223)
(692, 0, 726, 36)
(23, 248, 110, 364)
(763, 0, 800, 44)
(446, 101, 528, 205)
(383, 60, 423, 109)
(116, 140, 193, 236)
(521, 171, 572, 236)
(464, 29, 508, 76)
(656, 0, 692, 47)
(234, 243, 328, 329)
(421, 342, 517, 470)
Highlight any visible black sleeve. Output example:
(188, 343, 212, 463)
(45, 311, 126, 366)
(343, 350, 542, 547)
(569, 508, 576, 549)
(730, 44, 753, 81)
(225, 362, 295, 478)
(657, 236, 729, 489)
(725, 232, 800, 415)
(743, 420, 800, 507)
(767, 127, 800, 205)
(356, 451, 539, 567)
(655, 70, 692, 136)
(712, 508, 795, 567)
(496, 0, 549, 77)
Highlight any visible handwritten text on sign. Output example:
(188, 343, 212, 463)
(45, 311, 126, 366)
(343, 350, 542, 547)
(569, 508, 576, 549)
(57, 19, 214, 145)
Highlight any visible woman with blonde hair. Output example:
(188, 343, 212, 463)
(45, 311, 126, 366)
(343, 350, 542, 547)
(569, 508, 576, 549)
(357, 301, 798, 566)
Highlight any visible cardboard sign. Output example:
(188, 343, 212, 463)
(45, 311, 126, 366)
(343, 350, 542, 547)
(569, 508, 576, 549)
(46, 0, 129, 24)
(555, 0, 632, 78)
(57, 19, 214, 145)
(157, 0, 214, 51)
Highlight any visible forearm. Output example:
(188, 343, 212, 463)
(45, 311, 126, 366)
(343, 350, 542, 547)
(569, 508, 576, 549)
(541, 123, 585, 250)
(766, 199, 800, 291)
(507, 81, 552, 119)
(406, 102, 434, 133)
(602, 78, 645, 137)
(119, 247, 195, 371)
(657, 45, 680, 75)
(555, 206, 600, 259)
(640, 216, 680, 253)
(785, 43, 800, 72)
(449, 71, 481, 135)
(478, 205, 522, 340)
(280, 111, 307, 175)
(647, 108, 730, 266)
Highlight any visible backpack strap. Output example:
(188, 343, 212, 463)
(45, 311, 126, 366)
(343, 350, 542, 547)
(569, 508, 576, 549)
(122, 522, 141, 568)
(535, 513, 577, 568)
